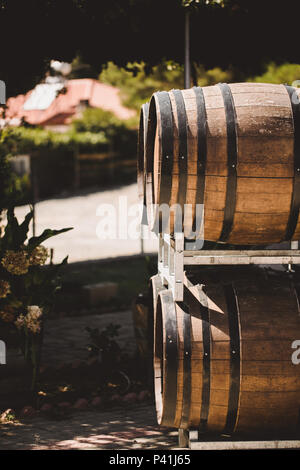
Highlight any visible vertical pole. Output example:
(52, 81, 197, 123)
(50, 248, 54, 265)
(289, 240, 299, 272)
(140, 224, 144, 255)
(184, 9, 191, 89)
(178, 428, 189, 448)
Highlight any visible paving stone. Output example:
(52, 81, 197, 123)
(0, 310, 177, 450)
(0, 405, 178, 450)
(42, 310, 136, 365)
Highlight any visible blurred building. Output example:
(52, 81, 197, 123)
(3, 77, 135, 132)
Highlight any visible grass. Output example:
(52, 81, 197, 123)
(52, 254, 156, 315)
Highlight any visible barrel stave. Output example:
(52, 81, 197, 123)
(154, 269, 300, 436)
(144, 83, 300, 244)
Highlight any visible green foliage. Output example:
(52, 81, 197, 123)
(27, 228, 73, 251)
(0, 126, 109, 155)
(72, 107, 129, 133)
(250, 63, 300, 85)
(0, 206, 72, 389)
(86, 323, 121, 365)
(0, 207, 72, 309)
(99, 61, 236, 110)
(69, 55, 99, 80)
(99, 61, 184, 111)
(194, 64, 233, 86)
(0, 132, 17, 212)
(0, 114, 136, 169)
(71, 107, 137, 154)
(99, 60, 300, 114)
(0, 126, 112, 208)
(0, 125, 73, 391)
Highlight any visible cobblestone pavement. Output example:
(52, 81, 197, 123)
(43, 310, 136, 365)
(1, 310, 180, 450)
(0, 405, 179, 450)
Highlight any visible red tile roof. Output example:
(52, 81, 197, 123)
(4, 79, 136, 126)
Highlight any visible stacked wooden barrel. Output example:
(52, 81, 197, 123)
(139, 82, 300, 438)
(152, 267, 300, 436)
(138, 82, 300, 245)
(137, 102, 149, 207)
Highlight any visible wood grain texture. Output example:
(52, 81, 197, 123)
(144, 83, 300, 244)
(154, 268, 300, 436)
(137, 103, 148, 203)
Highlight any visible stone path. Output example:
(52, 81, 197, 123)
(0, 405, 178, 450)
(0, 309, 180, 450)
(43, 310, 136, 365)
(14, 183, 157, 264)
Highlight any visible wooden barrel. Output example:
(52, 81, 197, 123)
(133, 275, 165, 364)
(147, 275, 165, 390)
(148, 274, 164, 327)
(145, 83, 300, 245)
(154, 268, 300, 436)
(137, 103, 149, 207)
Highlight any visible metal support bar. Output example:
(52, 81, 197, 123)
(179, 429, 300, 449)
(158, 232, 300, 448)
(158, 233, 184, 301)
(184, 252, 300, 265)
(158, 232, 300, 301)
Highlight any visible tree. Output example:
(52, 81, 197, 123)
(1, 0, 300, 97)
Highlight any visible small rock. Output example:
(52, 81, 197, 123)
(138, 390, 151, 402)
(91, 396, 102, 407)
(73, 398, 88, 410)
(20, 405, 36, 418)
(122, 392, 138, 404)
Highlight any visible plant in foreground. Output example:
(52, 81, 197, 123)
(0, 206, 72, 390)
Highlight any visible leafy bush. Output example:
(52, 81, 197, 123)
(99, 61, 238, 109)
(99, 60, 300, 113)
(71, 107, 137, 155)
(0, 206, 72, 389)
(194, 64, 233, 86)
(0, 143, 73, 390)
(0, 111, 136, 161)
(0, 126, 109, 155)
(99, 61, 184, 111)
(72, 107, 124, 133)
(250, 62, 300, 85)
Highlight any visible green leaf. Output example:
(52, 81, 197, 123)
(28, 228, 73, 250)
(4, 206, 20, 249)
(59, 256, 69, 266)
(18, 210, 34, 245)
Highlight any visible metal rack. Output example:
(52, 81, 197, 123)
(178, 429, 300, 450)
(158, 232, 300, 302)
(157, 232, 300, 449)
